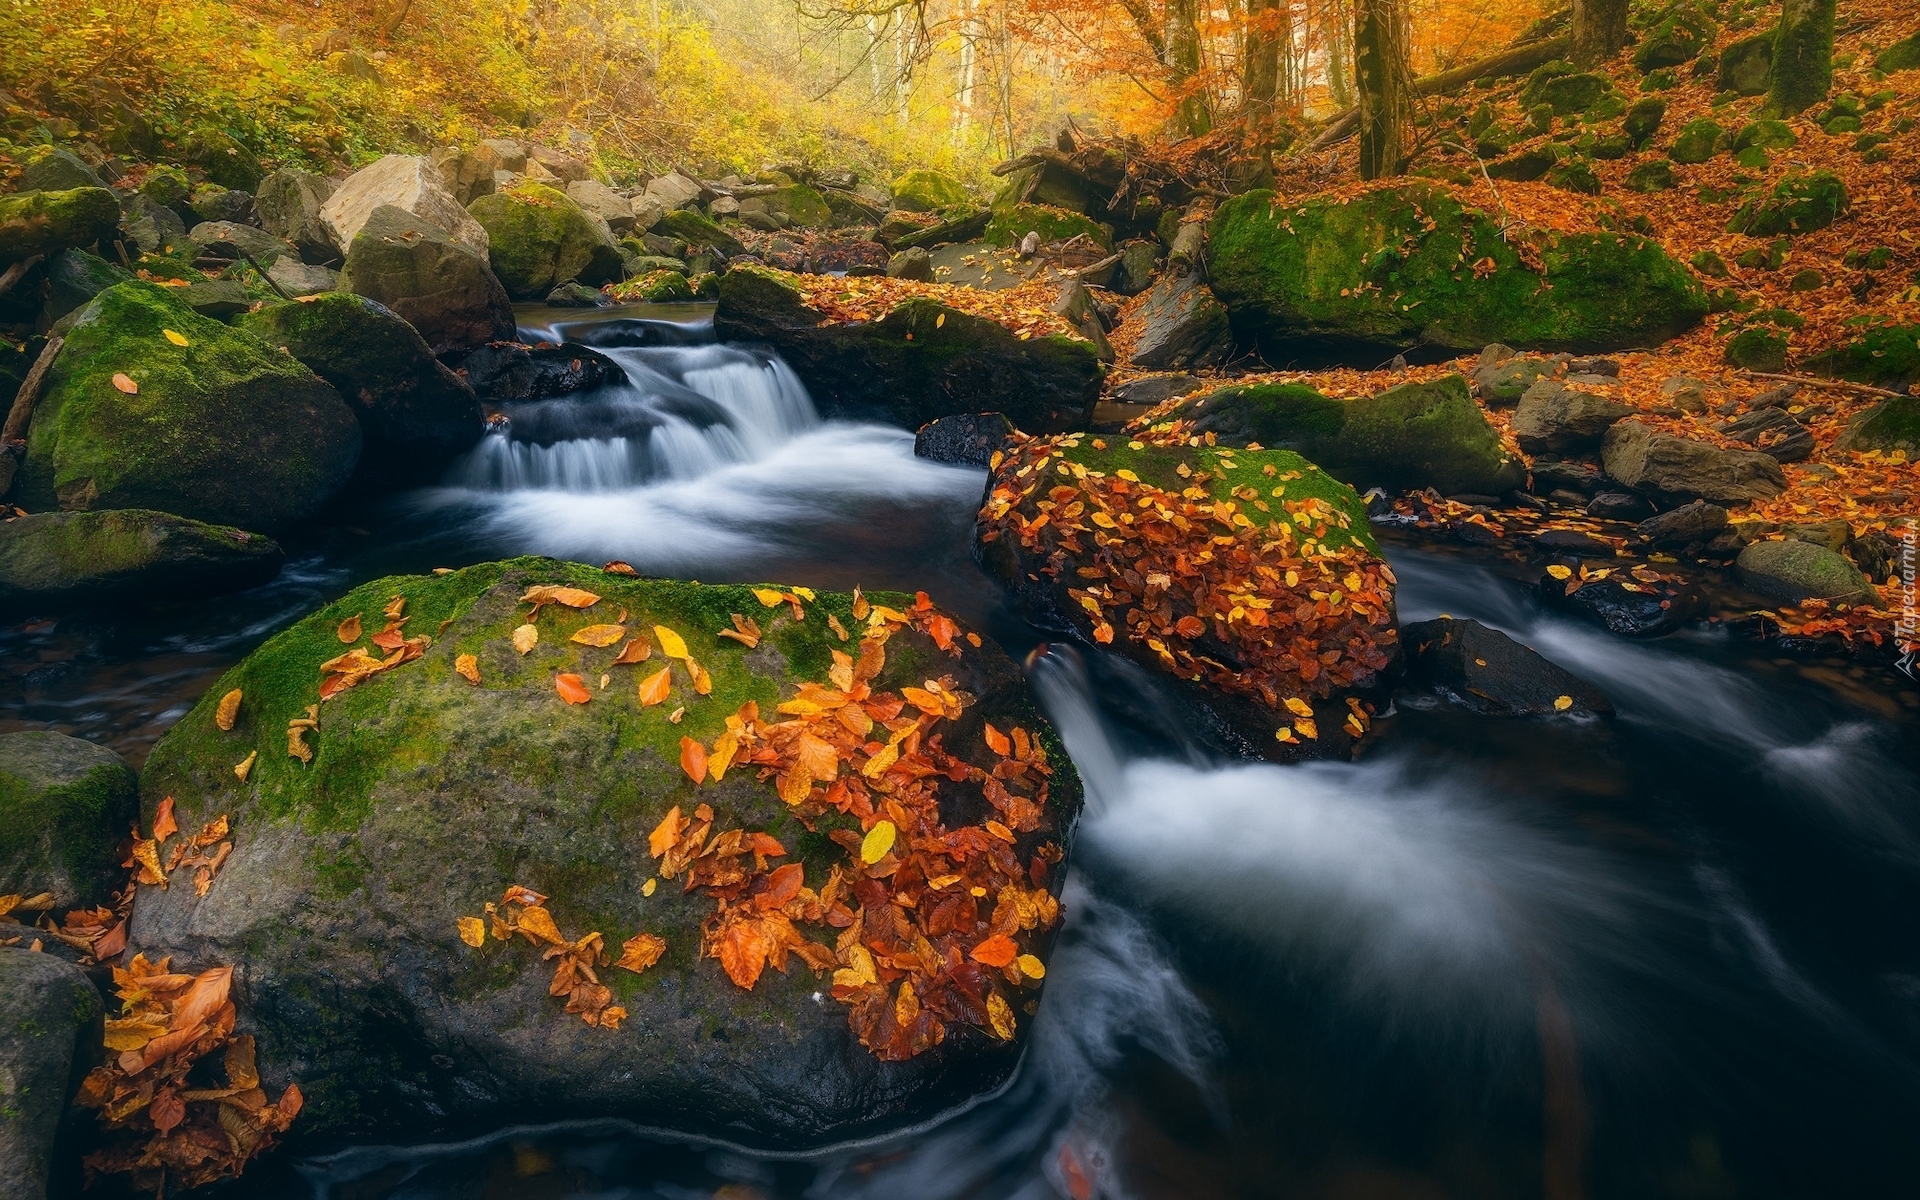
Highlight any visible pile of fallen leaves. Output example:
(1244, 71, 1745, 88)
(462, 884, 663, 1028)
(980, 432, 1396, 748)
(766, 267, 1082, 341)
(76, 957, 302, 1193)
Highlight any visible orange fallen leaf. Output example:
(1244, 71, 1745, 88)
(983, 723, 1011, 757)
(680, 736, 707, 783)
(616, 932, 666, 973)
(648, 806, 682, 858)
(571, 624, 626, 647)
(454, 653, 480, 684)
(152, 797, 178, 843)
(336, 615, 362, 643)
(111, 372, 138, 394)
(458, 916, 485, 947)
(521, 585, 600, 610)
(638, 666, 671, 706)
(556, 674, 592, 704)
(612, 635, 652, 664)
(214, 688, 242, 732)
(970, 934, 1018, 968)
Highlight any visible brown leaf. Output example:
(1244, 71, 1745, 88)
(336, 615, 362, 643)
(152, 796, 178, 843)
(615, 932, 666, 973)
(214, 689, 242, 732)
(612, 635, 652, 664)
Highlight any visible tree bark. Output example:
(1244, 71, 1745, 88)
(1353, 0, 1409, 179)
(1570, 0, 1627, 65)
(1308, 34, 1571, 151)
(1242, 0, 1290, 113)
(1168, 0, 1212, 135)
(1766, 0, 1836, 116)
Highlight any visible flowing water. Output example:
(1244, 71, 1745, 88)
(9, 308, 1920, 1199)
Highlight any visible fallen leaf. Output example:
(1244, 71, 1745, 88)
(1554, 695, 1574, 711)
(214, 689, 242, 731)
(571, 624, 626, 647)
(1015, 953, 1046, 979)
(680, 736, 708, 783)
(521, 585, 600, 610)
(986, 991, 1016, 1040)
(654, 625, 689, 660)
(642, 878, 657, 896)
(458, 916, 485, 947)
(604, 561, 638, 576)
(149, 1089, 185, 1134)
(233, 750, 257, 781)
(1546, 564, 1574, 580)
(512, 624, 538, 654)
(454, 653, 480, 684)
(616, 932, 666, 973)
(336, 615, 362, 643)
(648, 806, 683, 858)
(556, 674, 592, 704)
(638, 666, 672, 706)
(111, 372, 138, 394)
(515, 905, 565, 944)
(162, 329, 189, 347)
(970, 934, 1017, 968)
(612, 635, 652, 664)
(983, 723, 1011, 757)
(860, 820, 897, 864)
(152, 796, 178, 843)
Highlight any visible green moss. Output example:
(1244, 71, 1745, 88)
(1728, 169, 1849, 235)
(1669, 117, 1726, 163)
(1876, 32, 1920, 73)
(0, 730, 138, 905)
(656, 209, 745, 258)
(468, 184, 623, 300)
(890, 170, 971, 213)
(1725, 325, 1790, 370)
(1624, 96, 1668, 143)
(1809, 322, 1920, 389)
(611, 269, 693, 302)
(759, 185, 833, 228)
(1633, 0, 1718, 71)
(1733, 118, 1798, 151)
(0, 187, 122, 263)
(1522, 64, 1615, 115)
(984, 204, 1111, 250)
(1206, 184, 1707, 356)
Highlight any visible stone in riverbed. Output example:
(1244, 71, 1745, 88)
(1600, 419, 1786, 506)
(1637, 499, 1728, 548)
(0, 729, 139, 906)
(1128, 272, 1230, 370)
(188, 220, 298, 267)
(16, 281, 362, 531)
(457, 340, 624, 401)
(468, 183, 624, 300)
(1402, 616, 1612, 716)
(133, 558, 1078, 1147)
(1511, 379, 1633, 453)
(339, 206, 517, 356)
(1735, 538, 1877, 605)
(0, 509, 282, 611)
(253, 168, 339, 266)
(1471, 355, 1562, 407)
(1541, 568, 1704, 637)
(321, 154, 492, 260)
(0, 948, 104, 1200)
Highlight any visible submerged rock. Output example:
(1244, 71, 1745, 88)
(135, 559, 1078, 1146)
(1540, 566, 1705, 637)
(0, 729, 139, 906)
(340, 205, 517, 356)
(914, 412, 1015, 467)
(16, 282, 362, 530)
(977, 433, 1398, 758)
(1160, 374, 1526, 497)
(714, 266, 1099, 433)
(1402, 616, 1611, 716)
(0, 948, 103, 1200)
(1207, 183, 1708, 359)
(0, 509, 282, 610)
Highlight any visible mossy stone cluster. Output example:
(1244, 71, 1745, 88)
(0, 187, 123, 264)
(984, 204, 1112, 250)
(0, 730, 139, 907)
(468, 183, 624, 300)
(133, 558, 1076, 1145)
(1728, 170, 1849, 236)
(17, 282, 362, 531)
(656, 208, 745, 259)
(1205, 184, 1709, 359)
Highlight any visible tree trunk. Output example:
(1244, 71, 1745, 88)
(1325, 0, 1354, 109)
(955, 0, 977, 146)
(1242, 0, 1290, 113)
(1353, 0, 1408, 179)
(1570, 0, 1628, 65)
(1766, 0, 1836, 116)
(1168, 0, 1212, 135)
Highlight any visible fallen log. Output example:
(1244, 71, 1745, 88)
(892, 208, 991, 251)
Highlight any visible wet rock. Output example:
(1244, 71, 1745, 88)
(1511, 379, 1633, 453)
(134, 560, 1077, 1147)
(1207, 183, 1708, 359)
(1164, 373, 1526, 496)
(656, 208, 745, 259)
(1721, 405, 1814, 463)
(0, 188, 122, 264)
(266, 258, 340, 297)
(0, 947, 103, 1200)
(467, 184, 623, 300)
(714, 265, 1098, 433)
(1472, 355, 1561, 406)
(253, 168, 339, 264)
(0, 728, 138, 907)
(1528, 458, 1606, 496)
(321, 154, 492, 260)
(1531, 529, 1616, 555)
(914, 412, 1015, 467)
(1129, 271, 1230, 370)
(240, 293, 484, 477)
(1541, 569, 1705, 636)
(546, 280, 611, 306)
(1781, 518, 1851, 552)
(458, 341, 624, 402)
(615, 270, 691, 303)
(17, 281, 361, 530)
(886, 246, 934, 281)
(1586, 491, 1655, 521)
(1402, 616, 1612, 716)
(1637, 499, 1729, 547)
(1735, 538, 1877, 605)
(339, 205, 517, 357)
(189, 220, 298, 267)
(806, 239, 889, 275)
(1600, 420, 1786, 505)
(0, 509, 282, 613)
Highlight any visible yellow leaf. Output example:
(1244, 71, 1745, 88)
(935, 312, 946, 328)
(1546, 564, 1573, 580)
(1015, 953, 1046, 980)
(515, 905, 565, 944)
(752, 588, 786, 608)
(458, 916, 485, 947)
(653, 625, 689, 660)
(642, 878, 657, 897)
(1295, 717, 1318, 739)
(860, 820, 897, 864)
(1116, 469, 1140, 482)
(832, 943, 878, 988)
(233, 750, 257, 781)
(336, 614, 362, 643)
(570, 624, 626, 647)
(111, 372, 138, 394)
(863, 740, 898, 778)
(512, 624, 538, 654)
(616, 932, 666, 973)
(1554, 695, 1574, 711)
(1284, 696, 1314, 719)
(454, 653, 480, 683)
(163, 328, 189, 347)
(986, 991, 1015, 1040)
(520, 585, 600, 609)
(214, 688, 242, 731)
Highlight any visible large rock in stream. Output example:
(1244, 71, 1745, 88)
(467, 183, 624, 300)
(0, 729, 139, 907)
(133, 558, 1079, 1147)
(0, 509, 283, 610)
(0, 947, 103, 1200)
(339, 206, 517, 357)
(1206, 184, 1709, 359)
(714, 266, 1100, 432)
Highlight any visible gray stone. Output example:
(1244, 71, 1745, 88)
(0, 509, 282, 612)
(0, 727, 138, 906)
(628, 192, 667, 233)
(1586, 491, 1655, 520)
(1112, 240, 1158, 295)
(0, 948, 103, 1200)
(189, 220, 298, 266)
(1722, 405, 1815, 462)
(120, 195, 188, 256)
(266, 258, 340, 296)
(1403, 616, 1612, 716)
(1637, 498, 1729, 547)
(914, 412, 1016, 466)
(1735, 538, 1877, 605)
(472, 138, 528, 175)
(1660, 374, 1715, 413)
(886, 247, 934, 281)
(1600, 420, 1787, 505)
(339, 205, 516, 356)
(1129, 272, 1229, 370)
(320, 155, 491, 261)
(19, 149, 105, 193)
(643, 172, 704, 212)
(188, 186, 254, 226)
(432, 149, 497, 207)
(254, 168, 340, 263)
(41, 250, 128, 327)
(1472, 356, 1561, 406)
(1511, 379, 1633, 453)
(566, 179, 636, 232)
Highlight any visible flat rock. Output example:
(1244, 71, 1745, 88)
(1511, 380, 1633, 453)
(320, 155, 491, 261)
(457, 341, 625, 402)
(1600, 420, 1786, 505)
(0, 508, 282, 612)
(1128, 271, 1230, 370)
(1541, 568, 1704, 636)
(1402, 616, 1612, 716)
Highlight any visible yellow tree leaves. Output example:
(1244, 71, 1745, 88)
(513, 624, 538, 654)
(859, 820, 896, 864)
(214, 689, 242, 732)
(652, 625, 688, 660)
(570, 624, 626, 647)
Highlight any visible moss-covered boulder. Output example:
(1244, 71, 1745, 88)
(0, 948, 103, 1200)
(239, 294, 484, 477)
(608, 268, 694, 302)
(16, 282, 361, 530)
(1728, 170, 1849, 236)
(1669, 117, 1725, 164)
(1735, 538, 1877, 605)
(468, 184, 624, 300)
(1733, 119, 1798, 152)
(1633, 0, 1717, 71)
(976, 433, 1397, 758)
(1624, 96, 1668, 144)
(1626, 160, 1677, 192)
(1522, 64, 1615, 115)
(180, 127, 264, 192)
(745, 184, 834, 229)
(1719, 33, 1774, 96)
(0, 729, 138, 907)
(1158, 374, 1525, 496)
(0, 188, 122, 264)
(42, 249, 129, 326)
(132, 558, 1078, 1146)
(656, 208, 745, 259)
(713, 266, 1099, 432)
(339, 206, 517, 357)
(1207, 184, 1708, 359)
(984, 204, 1111, 251)
(1835, 395, 1920, 454)
(1876, 31, 1920, 73)
(0, 509, 282, 609)
(890, 170, 971, 213)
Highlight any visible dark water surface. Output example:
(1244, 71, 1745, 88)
(8, 310, 1920, 1199)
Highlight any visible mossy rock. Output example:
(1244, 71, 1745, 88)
(1728, 169, 1848, 236)
(889, 170, 971, 214)
(340, 206, 518, 357)
(1876, 32, 1920, 73)
(656, 208, 745, 259)
(19, 149, 106, 193)
(1735, 538, 1876, 605)
(179, 127, 263, 191)
(755, 184, 833, 229)
(1669, 117, 1726, 164)
(1811, 323, 1920, 392)
(0, 947, 103, 1200)
(1624, 96, 1668, 143)
(1634, 0, 1718, 71)
(1626, 160, 1678, 193)
(468, 184, 623, 300)
(0, 508, 282, 611)
(1724, 325, 1790, 371)
(0, 730, 138, 907)
(1206, 184, 1708, 359)
(713, 265, 1099, 432)
(139, 166, 191, 212)
(1733, 119, 1797, 151)
(984, 204, 1111, 251)
(1548, 159, 1602, 195)
(133, 558, 1079, 1145)
(238, 293, 484, 477)
(620, 268, 694, 302)
(1835, 393, 1920, 453)
(1162, 374, 1525, 496)
(0, 188, 122, 264)
(1485, 147, 1561, 182)
(1718, 32, 1774, 96)
(16, 282, 361, 530)
(1522, 63, 1615, 115)
(42, 249, 129, 327)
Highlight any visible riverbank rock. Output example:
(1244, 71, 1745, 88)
(240, 294, 483, 476)
(1735, 538, 1877, 605)
(253, 169, 339, 264)
(1402, 616, 1612, 716)
(0, 948, 103, 1200)
(134, 558, 1078, 1146)
(1835, 394, 1920, 454)
(0, 188, 122, 264)
(188, 220, 298, 267)
(890, 170, 970, 213)
(0, 509, 282, 610)
(340, 206, 517, 356)
(1157, 374, 1526, 497)
(713, 266, 1100, 432)
(1128, 272, 1230, 370)
(1541, 565, 1705, 636)
(976, 433, 1398, 758)
(914, 412, 1015, 467)
(0, 729, 139, 906)
(458, 340, 625, 401)
(1600, 420, 1786, 505)
(1207, 183, 1709, 360)
(1511, 380, 1633, 453)
(468, 184, 624, 300)
(321, 155, 491, 260)
(16, 282, 361, 530)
